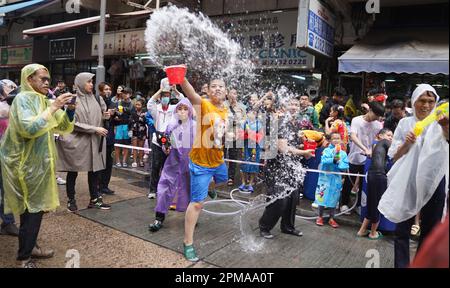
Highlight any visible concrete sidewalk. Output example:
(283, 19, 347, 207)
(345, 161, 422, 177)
(0, 168, 413, 268)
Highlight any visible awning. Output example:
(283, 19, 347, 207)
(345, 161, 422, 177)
(22, 10, 153, 37)
(338, 28, 449, 75)
(23, 15, 110, 37)
(0, 0, 46, 15)
(112, 10, 153, 17)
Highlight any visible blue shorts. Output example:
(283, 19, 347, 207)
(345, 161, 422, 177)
(190, 161, 228, 203)
(115, 124, 130, 140)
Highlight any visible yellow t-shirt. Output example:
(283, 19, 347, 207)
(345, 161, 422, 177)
(190, 99, 228, 168)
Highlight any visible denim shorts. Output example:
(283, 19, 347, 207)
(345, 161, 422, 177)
(115, 124, 130, 140)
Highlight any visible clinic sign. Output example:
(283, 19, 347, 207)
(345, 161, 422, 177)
(215, 11, 315, 69)
(297, 0, 335, 58)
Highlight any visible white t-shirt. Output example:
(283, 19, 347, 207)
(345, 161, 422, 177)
(348, 115, 383, 165)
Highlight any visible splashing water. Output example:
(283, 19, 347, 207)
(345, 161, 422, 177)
(145, 5, 255, 83)
(146, 5, 310, 253)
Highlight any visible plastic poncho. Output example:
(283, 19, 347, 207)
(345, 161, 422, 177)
(0, 64, 74, 215)
(378, 84, 448, 223)
(155, 98, 196, 214)
(314, 144, 349, 208)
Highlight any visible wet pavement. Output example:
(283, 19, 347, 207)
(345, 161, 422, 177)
(0, 165, 415, 268)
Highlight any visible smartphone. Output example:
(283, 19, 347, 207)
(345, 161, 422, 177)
(69, 94, 77, 105)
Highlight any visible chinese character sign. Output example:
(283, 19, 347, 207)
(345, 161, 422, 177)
(216, 11, 315, 69)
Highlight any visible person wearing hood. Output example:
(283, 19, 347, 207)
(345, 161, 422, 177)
(148, 98, 196, 232)
(147, 78, 184, 199)
(379, 84, 448, 268)
(0, 79, 20, 237)
(0, 64, 75, 267)
(56, 72, 111, 213)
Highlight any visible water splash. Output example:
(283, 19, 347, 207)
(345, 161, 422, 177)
(145, 5, 255, 84)
(145, 5, 310, 253)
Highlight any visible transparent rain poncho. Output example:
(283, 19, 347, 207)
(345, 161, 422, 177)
(0, 64, 74, 215)
(379, 84, 448, 223)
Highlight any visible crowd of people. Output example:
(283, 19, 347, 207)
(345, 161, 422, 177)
(0, 63, 448, 268)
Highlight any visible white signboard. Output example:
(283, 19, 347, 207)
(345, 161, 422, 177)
(91, 29, 146, 56)
(215, 11, 315, 69)
(297, 0, 335, 58)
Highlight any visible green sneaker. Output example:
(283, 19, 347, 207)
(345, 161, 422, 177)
(183, 244, 199, 262)
(208, 190, 218, 200)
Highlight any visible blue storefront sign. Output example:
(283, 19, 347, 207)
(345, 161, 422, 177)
(297, 0, 336, 58)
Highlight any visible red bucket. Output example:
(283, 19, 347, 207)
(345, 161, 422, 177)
(164, 65, 187, 85)
(303, 140, 317, 156)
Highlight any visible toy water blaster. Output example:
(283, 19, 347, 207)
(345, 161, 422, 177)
(335, 145, 341, 160)
(158, 133, 172, 151)
(413, 102, 449, 137)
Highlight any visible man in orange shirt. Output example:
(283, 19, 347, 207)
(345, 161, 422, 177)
(180, 76, 228, 262)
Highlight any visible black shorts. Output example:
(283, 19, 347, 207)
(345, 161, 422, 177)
(367, 172, 387, 223)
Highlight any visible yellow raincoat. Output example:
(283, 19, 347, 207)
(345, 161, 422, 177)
(0, 64, 74, 215)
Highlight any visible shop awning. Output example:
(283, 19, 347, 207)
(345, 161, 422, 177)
(338, 28, 449, 75)
(22, 10, 153, 37)
(23, 15, 110, 37)
(112, 10, 153, 17)
(0, 0, 46, 15)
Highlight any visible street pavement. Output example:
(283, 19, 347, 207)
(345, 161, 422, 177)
(0, 166, 415, 268)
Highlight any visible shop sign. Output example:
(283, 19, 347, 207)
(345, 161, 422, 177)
(297, 0, 335, 58)
(92, 29, 146, 56)
(49, 38, 76, 60)
(0, 45, 32, 67)
(215, 11, 315, 69)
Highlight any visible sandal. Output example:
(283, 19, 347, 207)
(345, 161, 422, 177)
(368, 231, 383, 240)
(356, 231, 370, 237)
(411, 225, 421, 236)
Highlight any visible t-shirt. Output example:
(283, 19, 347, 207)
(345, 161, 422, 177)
(348, 115, 383, 165)
(190, 99, 228, 168)
(265, 116, 303, 189)
(369, 139, 391, 174)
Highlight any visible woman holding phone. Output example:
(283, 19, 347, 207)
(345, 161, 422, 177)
(56, 72, 112, 212)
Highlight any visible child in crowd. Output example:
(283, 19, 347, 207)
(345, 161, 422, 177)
(315, 132, 349, 228)
(324, 104, 349, 152)
(113, 87, 134, 168)
(238, 109, 264, 193)
(130, 99, 147, 168)
(357, 128, 393, 239)
(149, 98, 196, 232)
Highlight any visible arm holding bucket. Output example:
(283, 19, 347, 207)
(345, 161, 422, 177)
(181, 78, 202, 106)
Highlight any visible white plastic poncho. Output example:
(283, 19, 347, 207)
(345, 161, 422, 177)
(0, 64, 74, 215)
(378, 84, 448, 223)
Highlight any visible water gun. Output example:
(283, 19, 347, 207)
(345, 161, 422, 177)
(335, 145, 341, 160)
(413, 102, 449, 136)
(158, 133, 171, 151)
(303, 140, 317, 157)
